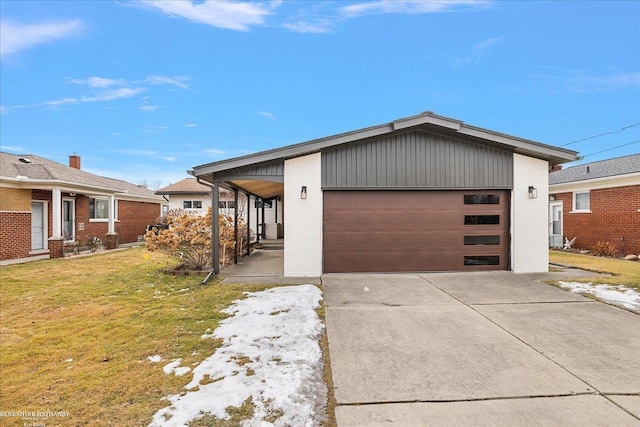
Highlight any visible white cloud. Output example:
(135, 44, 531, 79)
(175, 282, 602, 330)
(529, 68, 640, 93)
(258, 111, 277, 121)
(140, 104, 160, 112)
(454, 36, 504, 67)
(3, 73, 196, 112)
(185, 123, 198, 127)
(0, 144, 24, 152)
(0, 19, 84, 58)
(205, 148, 228, 155)
(70, 77, 124, 88)
(143, 126, 168, 134)
(145, 75, 192, 90)
(81, 87, 147, 103)
(136, 1, 278, 31)
(283, 20, 333, 34)
(161, 156, 177, 162)
(340, 0, 489, 18)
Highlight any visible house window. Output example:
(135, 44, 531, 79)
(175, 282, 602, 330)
(183, 200, 203, 209)
(253, 200, 273, 209)
(90, 198, 109, 219)
(573, 191, 590, 212)
(90, 198, 118, 220)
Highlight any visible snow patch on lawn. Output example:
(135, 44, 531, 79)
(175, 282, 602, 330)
(147, 355, 162, 363)
(163, 359, 191, 376)
(149, 284, 326, 426)
(558, 281, 640, 312)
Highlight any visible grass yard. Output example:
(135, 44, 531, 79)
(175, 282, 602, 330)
(0, 247, 278, 426)
(549, 250, 640, 290)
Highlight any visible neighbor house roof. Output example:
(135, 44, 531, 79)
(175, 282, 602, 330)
(549, 153, 640, 185)
(156, 178, 233, 196)
(156, 178, 213, 195)
(190, 111, 579, 179)
(0, 152, 162, 202)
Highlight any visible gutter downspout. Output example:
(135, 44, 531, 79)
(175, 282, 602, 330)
(197, 177, 219, 284)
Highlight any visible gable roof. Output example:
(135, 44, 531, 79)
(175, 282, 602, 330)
(190, 111, 579, 179)
(156, 178, 212, 195)
(0, 152, 162, 202)
(549, 153, 640, 185)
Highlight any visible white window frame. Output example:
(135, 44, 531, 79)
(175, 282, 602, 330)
(89, 197, 119, 222)
(572, 191, 591, 213)
(183, 200, 203, 210)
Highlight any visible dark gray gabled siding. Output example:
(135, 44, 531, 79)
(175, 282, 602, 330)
(211, 160, 284, 183)
(322, 130, 513, 189)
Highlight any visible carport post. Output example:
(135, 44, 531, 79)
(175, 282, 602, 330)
(212, 182, 220, 275)
(246, 194, 251, 255)
(233, 189, 238, 264)
(255, 198, 260, 243)
(261, 201, 266, 239)
(197, 178, 219, 284)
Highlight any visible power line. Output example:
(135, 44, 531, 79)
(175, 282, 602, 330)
(581, 139, 640, 158)
(561, 122, 640, 147)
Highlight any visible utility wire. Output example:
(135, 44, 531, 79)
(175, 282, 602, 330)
(581, 139, 640, 158)
(561, 122, 640, 147)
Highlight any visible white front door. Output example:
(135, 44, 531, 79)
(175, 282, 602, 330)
(63, 199, 75, 242)
(549, 202, 563, 247)
(31, 202, 45, 250)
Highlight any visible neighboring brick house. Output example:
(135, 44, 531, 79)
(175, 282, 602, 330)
(0, 152, 163, 262)
(156, 178, 282, 239)
(549, 153, 640, 256)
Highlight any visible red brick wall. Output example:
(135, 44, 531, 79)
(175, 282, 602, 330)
(553, 184, 640, 255)
(116, 200, 161, 243)
(1, 189, 160, 260)
(0, 212, 31, 260)
(73, 197, 161, 244)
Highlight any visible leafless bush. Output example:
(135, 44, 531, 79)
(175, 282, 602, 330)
(591, 241, 617, 257)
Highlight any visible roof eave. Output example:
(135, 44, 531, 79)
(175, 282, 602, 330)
(190, 112, 580, 177)
(0, 177, 127, 194)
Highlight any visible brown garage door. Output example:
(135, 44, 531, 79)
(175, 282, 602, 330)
(323, 190, 509, 273)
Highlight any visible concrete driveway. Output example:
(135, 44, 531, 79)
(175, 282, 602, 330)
(323, 271, 640, 426)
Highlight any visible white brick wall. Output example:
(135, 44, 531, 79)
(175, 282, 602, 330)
(511, 153, 549, 273)
(284, 153, 323, 276)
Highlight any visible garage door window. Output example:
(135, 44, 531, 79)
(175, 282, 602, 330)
(464, 256, 500, 266)
(464, 215, 500, 225)
(464, 235, 500, 245)
(464, 194, 500, 204)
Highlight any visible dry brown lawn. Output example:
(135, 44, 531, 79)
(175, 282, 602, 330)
(549, 250, 640, 290)
(0, 247, 277, 426)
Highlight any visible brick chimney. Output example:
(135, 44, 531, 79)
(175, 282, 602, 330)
(69, 153, 81, 170)
(549, 164, 562, 173)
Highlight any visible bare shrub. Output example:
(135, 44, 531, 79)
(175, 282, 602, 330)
(591, 241, 617, 257)
(145, 208, 248, 270)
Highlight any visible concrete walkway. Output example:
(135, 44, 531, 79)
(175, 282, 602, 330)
(220, 240, 321, 285)
(323, 271, 640, 426)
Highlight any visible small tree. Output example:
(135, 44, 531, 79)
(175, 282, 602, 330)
(145, 208, 249, 271)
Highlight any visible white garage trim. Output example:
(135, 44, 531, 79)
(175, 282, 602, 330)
(511, 153, 550, 273)
(284, 153, 323, 277)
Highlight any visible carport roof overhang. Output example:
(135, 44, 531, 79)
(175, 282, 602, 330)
(189, 111, 579, 199)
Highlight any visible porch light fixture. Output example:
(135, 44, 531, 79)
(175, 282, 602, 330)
(300, 186, 307, 199)
(528, 186, 538, 199)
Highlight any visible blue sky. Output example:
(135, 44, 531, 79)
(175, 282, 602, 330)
(1, 0, 639, 188)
